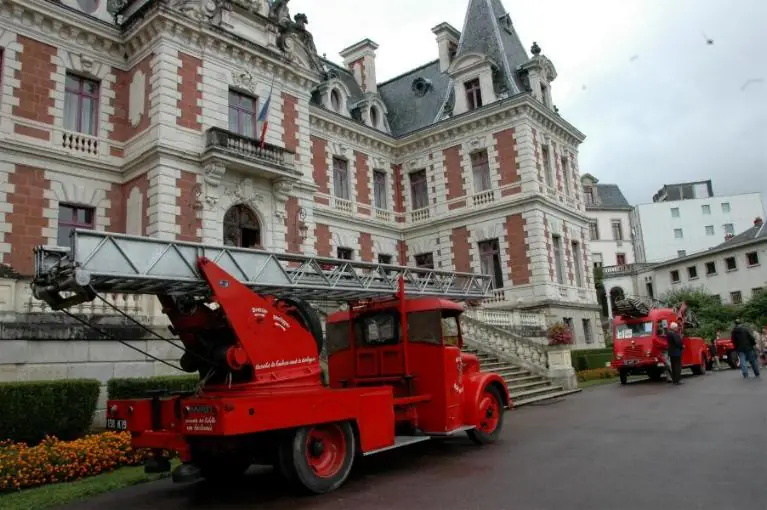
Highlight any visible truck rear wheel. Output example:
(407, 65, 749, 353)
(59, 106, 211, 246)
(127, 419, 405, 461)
(467, 386, 504, 445)
(280, 421, 356, 494)
(727, 351, 739, 370)
(619, 369, 629, 385)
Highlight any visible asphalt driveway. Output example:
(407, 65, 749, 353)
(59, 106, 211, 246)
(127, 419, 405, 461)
(58, 369, 767, 510)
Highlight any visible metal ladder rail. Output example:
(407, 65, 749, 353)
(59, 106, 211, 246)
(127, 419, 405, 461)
(32, 230, 493, 309)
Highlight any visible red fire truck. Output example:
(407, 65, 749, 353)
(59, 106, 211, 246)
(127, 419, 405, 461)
(32, 230, 509, 494)
(610, 298, 711, 384)
(712, 336, 739, 369)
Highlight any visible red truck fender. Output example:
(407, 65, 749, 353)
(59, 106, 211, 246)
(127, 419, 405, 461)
(461, 372, 511, 427)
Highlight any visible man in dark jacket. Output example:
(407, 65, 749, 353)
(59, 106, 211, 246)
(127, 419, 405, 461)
(667, 322, 684, 385)
(731, 319, 760, 379)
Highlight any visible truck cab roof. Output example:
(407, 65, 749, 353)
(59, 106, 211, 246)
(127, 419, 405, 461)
(327, 297, 464, 323)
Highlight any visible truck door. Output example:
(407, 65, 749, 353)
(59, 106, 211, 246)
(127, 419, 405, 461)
(442, 315, 464, 430)
(354, 312, 404, 378)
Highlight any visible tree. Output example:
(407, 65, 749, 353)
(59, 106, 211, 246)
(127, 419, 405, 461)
(659, 286, 740, 340)
(742, 290, 767, 329)
(593, 266, 608, 317)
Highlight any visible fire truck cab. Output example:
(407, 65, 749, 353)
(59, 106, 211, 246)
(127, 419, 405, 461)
(611, 299, 711, 384)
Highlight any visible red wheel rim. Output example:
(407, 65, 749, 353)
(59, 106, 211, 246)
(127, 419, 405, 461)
(477, 391, 500, 433)
(304, 424, 347, 478)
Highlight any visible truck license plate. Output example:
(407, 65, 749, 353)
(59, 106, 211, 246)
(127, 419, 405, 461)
(106, 418, 128, 431)
(624, 360, 638, 365)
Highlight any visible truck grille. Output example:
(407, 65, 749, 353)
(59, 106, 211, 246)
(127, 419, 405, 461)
(623, 344, 645, 359)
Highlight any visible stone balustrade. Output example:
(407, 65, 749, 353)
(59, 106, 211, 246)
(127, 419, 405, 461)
(462, 307, 548, 343)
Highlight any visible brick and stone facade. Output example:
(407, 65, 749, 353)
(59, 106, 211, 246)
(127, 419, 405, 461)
(0, 0, 603, 352)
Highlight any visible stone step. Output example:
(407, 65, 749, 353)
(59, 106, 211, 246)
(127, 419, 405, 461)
(511, 388, 583, 408)
(503, 374, 545, 385)
(509, 385, 566, 401)
(479, 361, 512, 370)
(506, 379, 552, 392)
(490, 367, 528, 377)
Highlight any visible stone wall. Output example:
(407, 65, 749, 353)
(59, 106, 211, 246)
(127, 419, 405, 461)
(0, 306, 183, 428)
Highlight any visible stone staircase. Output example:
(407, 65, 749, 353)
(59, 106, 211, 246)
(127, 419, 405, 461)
(462, 347, 581, 407)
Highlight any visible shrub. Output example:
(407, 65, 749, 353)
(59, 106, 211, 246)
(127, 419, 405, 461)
(0, 432, 148, 492)
(571, 347, 614, 371)
(546, 322, 574, 346)
(107, 375, 199, 400)
(577, 367, 618, 382)
(0, 379, 100, 445)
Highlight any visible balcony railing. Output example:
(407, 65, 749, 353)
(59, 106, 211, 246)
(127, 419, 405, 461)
(205, 127, 294, 168)
(602, 263, 652, 277)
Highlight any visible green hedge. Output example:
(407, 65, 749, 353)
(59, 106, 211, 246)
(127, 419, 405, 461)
(571, 347, 614, 371)
(0, 379, 100, 445)
(107, 375, 200, 400)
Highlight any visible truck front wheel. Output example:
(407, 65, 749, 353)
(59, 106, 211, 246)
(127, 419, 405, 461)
(280, 421, 356, 494)
(467, 385, 504, 445)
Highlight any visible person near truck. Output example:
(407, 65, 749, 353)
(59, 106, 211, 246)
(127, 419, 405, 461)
(666, 322, 684, 385)
(730, 319, 761, 379)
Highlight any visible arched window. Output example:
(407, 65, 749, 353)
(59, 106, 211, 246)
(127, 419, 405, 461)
(223, 204, 261, 248)
(330, 89, 341, 112)
(369, 106, 379, 127)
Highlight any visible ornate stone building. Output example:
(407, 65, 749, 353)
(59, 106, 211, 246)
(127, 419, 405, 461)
(0, 0, 603, 345)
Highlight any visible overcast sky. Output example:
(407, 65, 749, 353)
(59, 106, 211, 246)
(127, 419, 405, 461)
(290, 0, 767, 208)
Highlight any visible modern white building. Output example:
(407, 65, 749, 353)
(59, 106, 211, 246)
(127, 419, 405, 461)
(631, 185, 765, 263)
(602, 217, 767, 316)
(581, 174, 636, 269)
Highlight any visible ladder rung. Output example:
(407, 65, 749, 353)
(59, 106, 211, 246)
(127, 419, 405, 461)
(32, 230, 493, 307)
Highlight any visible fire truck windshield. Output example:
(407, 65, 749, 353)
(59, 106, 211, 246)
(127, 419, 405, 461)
(615, 321, 654, 339)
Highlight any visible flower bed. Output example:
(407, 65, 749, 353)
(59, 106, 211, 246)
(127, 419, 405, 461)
(0, 432, 148, 492)
(576, 367, 618, 382)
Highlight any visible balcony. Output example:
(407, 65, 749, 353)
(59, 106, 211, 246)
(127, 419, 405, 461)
(202, 127, 300, 181)
(602, 263, 653, 278)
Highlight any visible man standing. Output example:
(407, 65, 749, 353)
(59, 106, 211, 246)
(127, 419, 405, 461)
(731, 319, 760, 379)
(667, 322, 684, 385)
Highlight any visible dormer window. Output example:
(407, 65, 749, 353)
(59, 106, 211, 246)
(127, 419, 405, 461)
(465, 78, 482, 110)
(584, 188, 594, 205)
(448, 42, 457, 62)
(330, 89, 342, 112)
(540, 83, 548, 106)
(369, 106, 379, 128)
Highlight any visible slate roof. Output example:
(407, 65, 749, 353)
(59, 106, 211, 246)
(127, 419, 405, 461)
(588, 184, 632, 210)
(312, 0, 532, 137)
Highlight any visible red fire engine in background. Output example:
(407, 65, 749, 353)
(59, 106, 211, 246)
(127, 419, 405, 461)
(611, 297, 712, 384)
(32, 230, 509, 494)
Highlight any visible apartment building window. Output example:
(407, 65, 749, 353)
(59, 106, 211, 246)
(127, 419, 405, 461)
(584, 188, 594, 205)
(687, 266, 698, 279)
(723, 223, 735, 235)
(409, 169, 429, 210)
(670, 207, 680, 218)
(670, 270, 680, 283)
(377, 254, 392, 265)
(572, 241, 583, 286)
(674, 228, 683, 239)
(336, 247, 353, 260)
(677, 250, 686, 257)
(561, 157, 570, 193)
(730, 291, 742, 305)
(373, 170, 387, 209)
(721, 202, 731, 213)
(552, 235, 565, 284)
(752, 287, 763, 296)
(541, 146, 553, 187)
(464, 78, 482, 110)
(616, 253, 626, 266)
(611, 219, 623, 240)
(333, 157, 350, 199)
(414, 252, 434, 269)
(711, 294, 722, 304)
(702, 204, 711, 215)
(228, 89, 258, 138)
(746, 251, 760, 266)
(725, 256, 737, 271)
(478, 239, 504, 289)
(471, 150, 492, 192)
(65, 74, 99, 136)
(589, 222, 599, 240)
(705, 225, 714, 236)
(705, 261, 716, 275)
(58, 204, 94, 246)
(582, 318, 593, 344)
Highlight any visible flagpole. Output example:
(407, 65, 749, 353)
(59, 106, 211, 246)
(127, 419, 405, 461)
(259, 74, 276, 150)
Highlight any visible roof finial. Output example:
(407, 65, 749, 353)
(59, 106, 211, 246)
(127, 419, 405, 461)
(531, 41, 541, 56)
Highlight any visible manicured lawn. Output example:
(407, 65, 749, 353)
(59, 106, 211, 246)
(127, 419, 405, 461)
(1, 460, 179, 510)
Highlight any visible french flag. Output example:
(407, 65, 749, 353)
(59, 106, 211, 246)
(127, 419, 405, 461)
(258, 77, 275, 149)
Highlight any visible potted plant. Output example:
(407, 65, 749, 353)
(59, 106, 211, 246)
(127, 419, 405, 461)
(546, 321, 574, 347)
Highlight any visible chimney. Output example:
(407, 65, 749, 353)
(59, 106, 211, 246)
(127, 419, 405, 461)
(754, 217, 763, 227)
(339, 39, 379, 94)
(431, 22, 460, 72)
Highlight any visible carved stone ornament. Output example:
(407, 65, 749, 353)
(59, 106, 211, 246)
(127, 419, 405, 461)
(232, 70, 256, 92)
(80, 54, 94, 70)
(407, 157, 425, 170)
(468, 136, 486, 150)
(267, 0, 323, 73)
(330, 141, 349, 157)
(372, 156, 388, 170)
(223, 177, 265, 206)
(203, 160, 226, 187)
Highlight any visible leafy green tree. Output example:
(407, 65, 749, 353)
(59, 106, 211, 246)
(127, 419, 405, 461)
(659, 286, 741, 340)
(741, 289, 767, 329)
